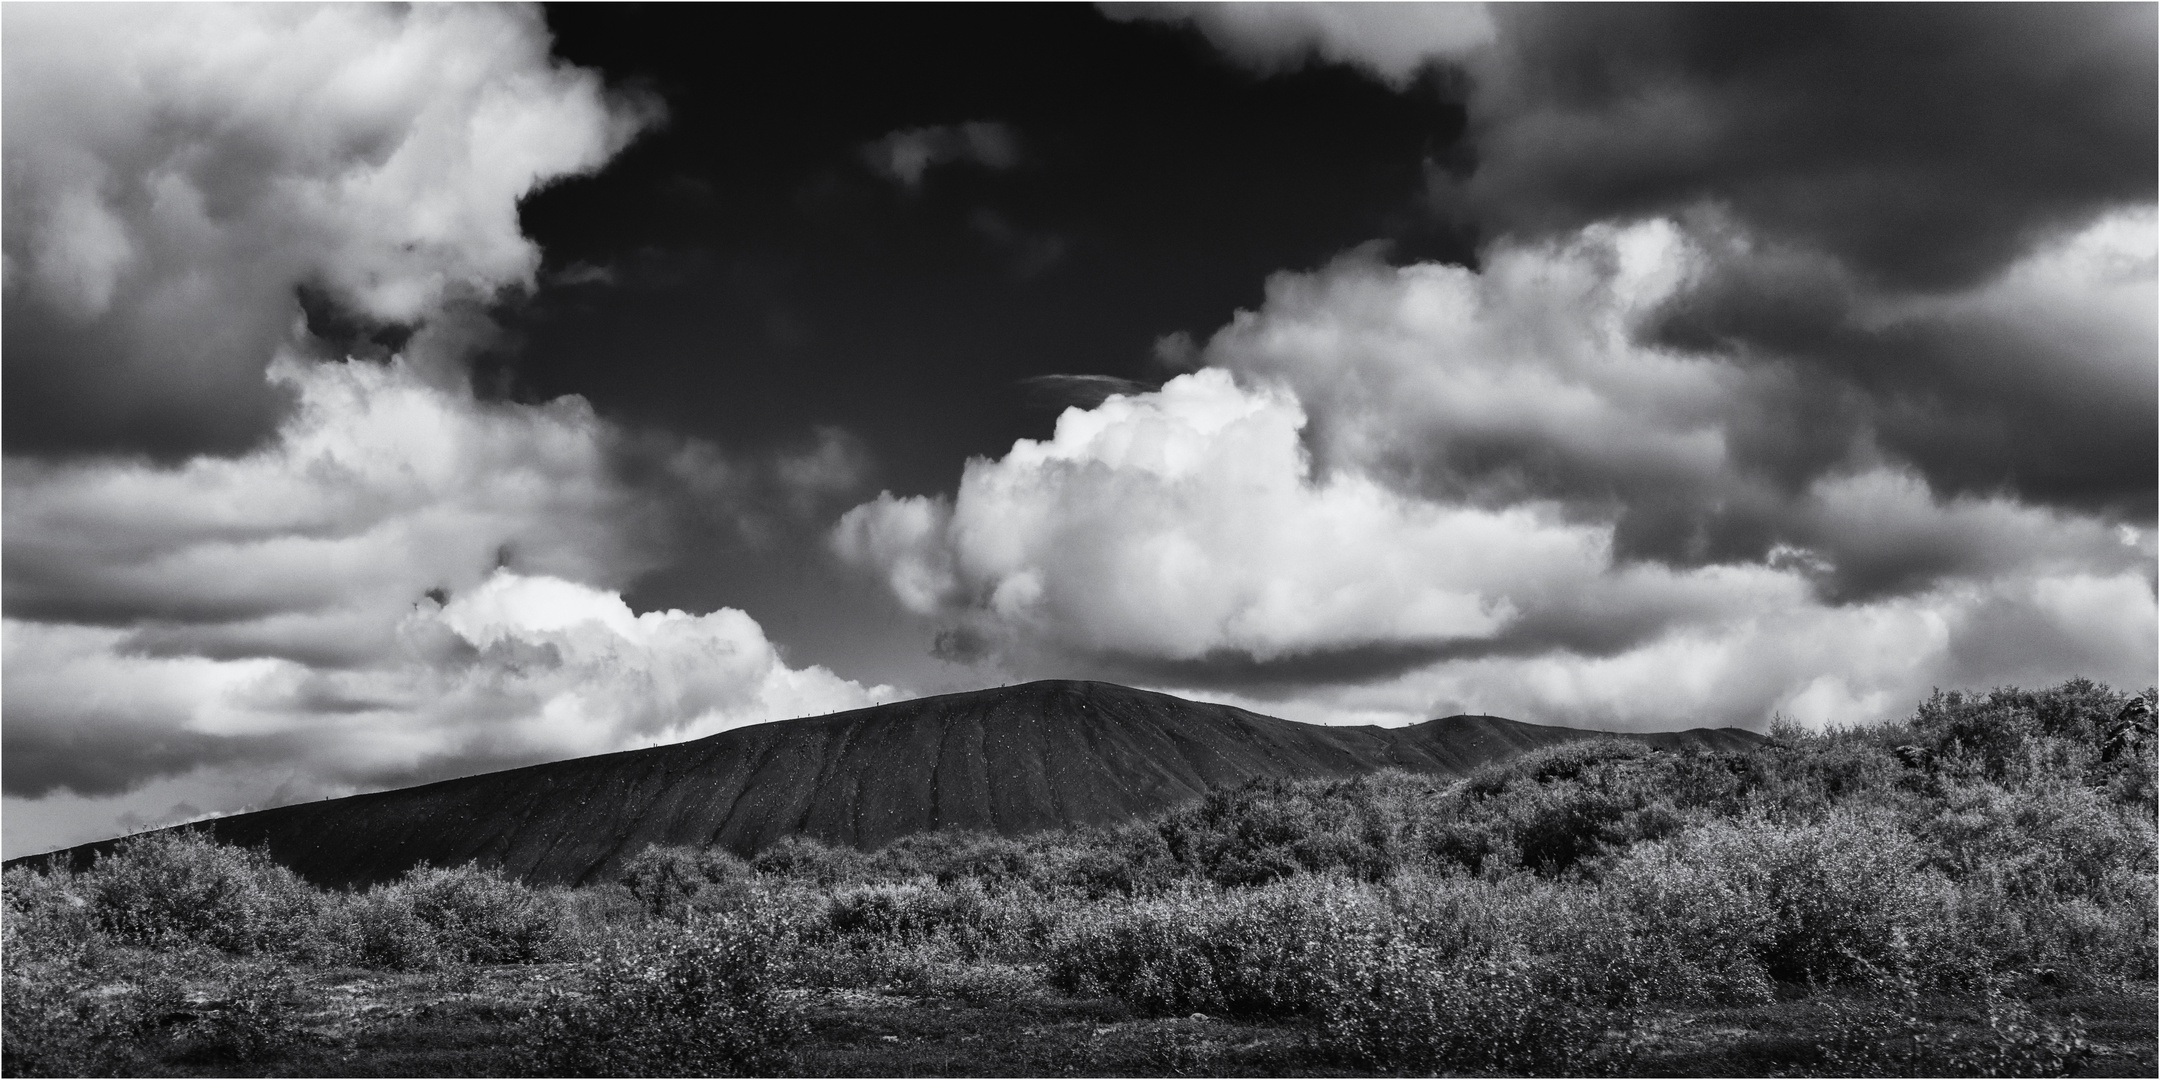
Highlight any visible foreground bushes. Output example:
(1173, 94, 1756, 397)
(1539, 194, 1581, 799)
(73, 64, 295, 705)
(514, 908, 804, 1077)
(3, 678, 2150, 1076)
(3, 831, 576, 972)
(339, 863, 576, 969)
(1605, 811, 1951, 990)
(1046, 877, 1388, 1016)
(80, 832, 320, 954)
(1314, 947, 1622, 1074)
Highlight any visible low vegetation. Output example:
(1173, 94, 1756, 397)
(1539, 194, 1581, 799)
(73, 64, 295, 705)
(5, 679, 2154, 1076)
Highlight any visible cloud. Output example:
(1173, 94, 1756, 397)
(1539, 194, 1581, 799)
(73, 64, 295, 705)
(3, 360, 888, 820)
(1105, 2, 1495, 88)
(1, 3, 658, 457)
(1198, 215, 2155, 586)
(5, 357, 658, 637)
(862, 121, 1020, 190)
(0, 4, 894, 859)
(1451, 4, 2156, 292)
(834, 220, 2156, 731)
(1642, 208, 2158, 519)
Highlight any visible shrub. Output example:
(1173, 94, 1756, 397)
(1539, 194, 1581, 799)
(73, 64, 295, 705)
(80, 831, 319, 954)
(1914, 778, 2154, 902)
(1038, 825, 1179, 898)
(341, 862, 574, 969)
(170, 965, 313, 1067)
(2, 863, 103, 965)
(1604, 811, 1950, 991)
(813, 877, 1044, 965)
(750, 833, 872, 886)
(928, 833, 1044, 888)
(1378, 869, 1720, 1009)
(514, 907, 805, 1077)
(1311, 944, 1623, 1075)
(1046, 877, 1388, 1017)
(621, 844, 753, 918)
(342, 888, 446, 970)
(0, 946, 185, 1077)
(1430, 741, 1700, 877)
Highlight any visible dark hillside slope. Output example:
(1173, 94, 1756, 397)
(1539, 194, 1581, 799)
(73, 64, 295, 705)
(15, 680, 1758, 888)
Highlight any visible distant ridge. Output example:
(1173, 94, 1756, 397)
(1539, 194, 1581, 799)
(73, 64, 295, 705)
(13, 680, 1760, 888)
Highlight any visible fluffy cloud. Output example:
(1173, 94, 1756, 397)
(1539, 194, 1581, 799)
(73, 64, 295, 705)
(1105, 2, 1495, 88)
(2, 2, 657, 456)
(1199, 214, 2156, 584)
(835, 217, 2155, 731)
(0, 6, 888, 858)
(3, 359, 886, 852)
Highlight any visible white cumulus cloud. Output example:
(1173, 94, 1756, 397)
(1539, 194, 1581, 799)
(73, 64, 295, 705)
(835, 217, 2155, 733)
(4, 362, 888, 856)
(2, 1, 659, 451)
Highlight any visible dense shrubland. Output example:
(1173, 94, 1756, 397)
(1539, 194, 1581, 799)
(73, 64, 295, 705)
(4, 679, 2152, 1076)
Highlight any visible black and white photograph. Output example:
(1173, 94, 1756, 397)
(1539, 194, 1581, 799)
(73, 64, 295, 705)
(2, 2, 2155, 1075)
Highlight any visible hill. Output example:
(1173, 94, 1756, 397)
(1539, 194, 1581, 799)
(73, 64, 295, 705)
(13, 680, 1759, 887)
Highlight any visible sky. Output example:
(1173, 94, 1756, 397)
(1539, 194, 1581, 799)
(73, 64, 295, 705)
(3, 2, 2154, 858)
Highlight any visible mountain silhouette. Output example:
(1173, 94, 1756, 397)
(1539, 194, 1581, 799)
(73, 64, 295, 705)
(14, 680, 1760, 887)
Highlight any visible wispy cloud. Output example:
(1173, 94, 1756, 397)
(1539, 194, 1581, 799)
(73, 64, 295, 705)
(862, 121, 1021, 190)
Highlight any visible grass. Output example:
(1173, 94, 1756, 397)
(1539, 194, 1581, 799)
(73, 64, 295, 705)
(5, 961, 2140, 1077)
(5, 678, 2155, 1077)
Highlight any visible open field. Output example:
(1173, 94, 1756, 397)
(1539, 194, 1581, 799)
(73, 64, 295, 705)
(6, 680, 2155, 1077)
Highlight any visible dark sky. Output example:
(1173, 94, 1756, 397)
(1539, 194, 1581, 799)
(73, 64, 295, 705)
(482, 3, 1478, 668)
(3, 3, 2153, 858)
(507, 3, 1469, 498)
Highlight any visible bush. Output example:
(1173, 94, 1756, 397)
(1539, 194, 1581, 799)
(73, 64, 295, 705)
(1150, 774, 1436, 887)
(822, 878, 991, 946)
(1039, 823, 1179, 898)
(80, 831, 320, 954)
(1311, 944, 1624, 1074)
(621, 844, 753, 918)
(1914, 777, 2154, 902)
(0, 946, 184, 1077)
(340, 862, 574, 969)
(1604, 811, 1950, 991)
(2, 863, 103, 965)
(750, 833, 872, 886)
(1428, 741, 1700, 877)
(169, 965, 313, 1067)
(514, 908, 805, 1077)
(1046, 877, 1388, 1017)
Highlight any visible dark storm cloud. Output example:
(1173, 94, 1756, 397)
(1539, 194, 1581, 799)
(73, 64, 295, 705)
(1643, 229, 2158, 519)
(1, 716, 297, 800)
(1461, 3, 2157, 291)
